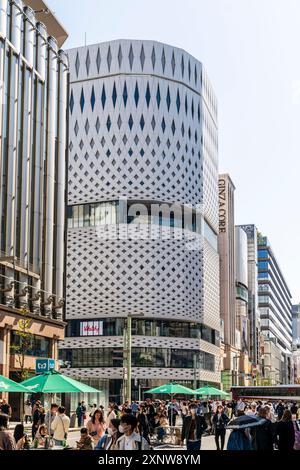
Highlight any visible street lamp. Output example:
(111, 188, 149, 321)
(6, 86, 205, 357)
(123, 313, 144, 404)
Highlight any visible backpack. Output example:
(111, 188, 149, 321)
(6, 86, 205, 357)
(293, 421, 300, 450)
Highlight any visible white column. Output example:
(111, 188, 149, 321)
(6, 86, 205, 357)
(0, 0, 8, 38)
(43, 36, 58, 305)
(5, 53, 19, 256)
(32, 22, 47, 273)
(19, 61, 32, 266)
(55, 51, 68, 304)
(36, 22, 47, 80)
(23, 6, 35, 67)
(10, 0, 23, 53)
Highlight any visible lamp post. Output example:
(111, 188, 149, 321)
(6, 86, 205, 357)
(124, 313, 144, 404)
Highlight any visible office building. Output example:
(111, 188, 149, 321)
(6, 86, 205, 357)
(59, 39, 221, 405)
(0, 0, 68, 417)
(257, 233, 293, 384)
(218, 176, 250, 390)
(239, 224, 260, 374)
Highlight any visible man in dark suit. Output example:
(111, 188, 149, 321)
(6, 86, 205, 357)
(181, 403, 207, 450)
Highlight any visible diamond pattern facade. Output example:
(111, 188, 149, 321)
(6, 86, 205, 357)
(62, 40, 220, 386)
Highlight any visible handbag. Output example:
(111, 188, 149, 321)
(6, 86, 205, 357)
(293, 421, 300, 450)
(59, 416, 68, 440)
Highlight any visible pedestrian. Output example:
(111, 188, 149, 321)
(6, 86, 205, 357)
(245, 402, 257, 416)
(212, 405, 230, 451)
(276, 409, 295, 451)
(45, 403, 58, 437)
(236, 399, 246, 414)
(0, 413, 16, 450)
(13, 424, 28, 450)
(76, 402, 84, 427)
(167, 398, 179, 427)
(76, 427, 94, 450)
(145, 399, 155, 423)
(24, 400, 32, 424)
(291, 402, 298, 418)
(0, 399, 12, 421)
(35, 424, 49, 447)
(87, 408, 106, 444)
(106, 403, 117, 426)
(81, 401, 87, 424)
(95, 418, 122, 450)
(131, 401, 139, 417)
(51, 406, 70, 446)
(275, 400, 285, 421)
(181, 403, 207, 451)
(181, 401, 189, 419)
(89, 403, 98, 418)
(227, 428, 252, 450)
(251, 406, 275, 450)
(32, 403, 43, 439)
(136, 404, 150, 443)
(116, 414, 150, 450)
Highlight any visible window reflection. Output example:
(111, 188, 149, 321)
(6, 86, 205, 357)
(66, 318, 219, 346)
(59, 347, 215, 371)
(67, 201, 218, 247)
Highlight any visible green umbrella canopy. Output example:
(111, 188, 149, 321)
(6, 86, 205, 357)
(195, 386, 230, 397)
(145, 382, 195, 395)
(20, 370, 101, 394)
(0, 375, 30, 393)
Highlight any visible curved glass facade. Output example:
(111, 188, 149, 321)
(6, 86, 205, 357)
(67, 200, 218, 249)
(65, 318, 220, 346)
(59, 347, 215, 371)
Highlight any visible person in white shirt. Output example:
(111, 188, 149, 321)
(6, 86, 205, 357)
(116, 415, 150, 450)
(245, 402, 257, 416)
(236, 399, 246, 412)
(51, 406, 70, 446)
(106, 404, 117, 426)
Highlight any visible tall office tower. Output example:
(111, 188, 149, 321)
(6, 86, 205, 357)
(292, 304, 300, 345)
(239, 225, 260, 373)
(292, 304, 300, 383)
(218, 175, 237, 387)
(60, 39, 220, 405)
(234, 225, 250, 384)
(0, 0, 68, 416)
(257, 234, 293, 384)
(218, 175, 250, 390)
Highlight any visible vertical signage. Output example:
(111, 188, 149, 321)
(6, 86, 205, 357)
(219, 177, 227, 233)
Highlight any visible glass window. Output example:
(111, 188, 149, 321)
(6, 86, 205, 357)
(258, 250, 268, 259)
(10, 332, 50, 358)
(204, 220, 218, 250)
(258, 261, 268, 270)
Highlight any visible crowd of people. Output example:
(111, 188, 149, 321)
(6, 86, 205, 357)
(0, 396, 300, 450)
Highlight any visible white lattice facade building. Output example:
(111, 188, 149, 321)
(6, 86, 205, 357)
(59, 40, 221, 401)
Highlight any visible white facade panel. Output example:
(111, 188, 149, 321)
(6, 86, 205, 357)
(65, 40, 220, 389)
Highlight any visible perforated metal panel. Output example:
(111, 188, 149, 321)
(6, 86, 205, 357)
(65, 40, 220, 383)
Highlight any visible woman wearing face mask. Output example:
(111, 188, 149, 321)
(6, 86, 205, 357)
(95, 419, 122, 450)
(181, 404, 207, 451)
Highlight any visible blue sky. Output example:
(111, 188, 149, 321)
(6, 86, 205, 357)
(48, 0, 300, 301)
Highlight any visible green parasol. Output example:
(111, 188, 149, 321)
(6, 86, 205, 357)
(20, 370, 101, 394)
(145, 382, 195, 395)
(0, 374, 30, 393)
(195, 386, 230, 397)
